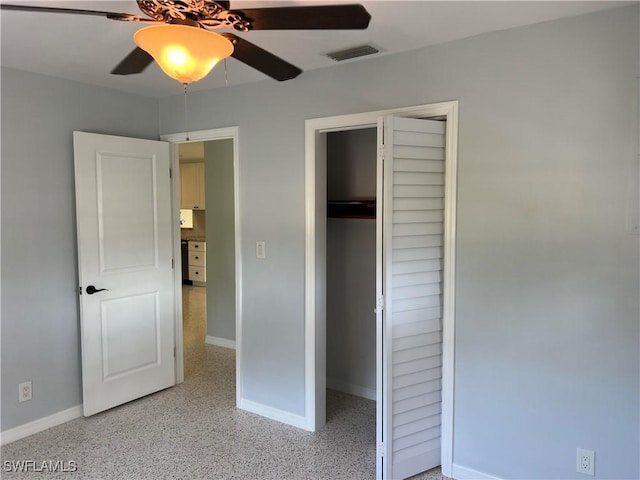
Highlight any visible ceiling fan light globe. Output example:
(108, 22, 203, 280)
(165, 47, 190, 68)
(134, 24, 234, 84)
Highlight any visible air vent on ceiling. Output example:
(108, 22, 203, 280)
(326, 44, 380, 62)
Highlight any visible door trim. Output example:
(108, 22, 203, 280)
(161, 127, 242, 407)
(304, 102, 458, 477)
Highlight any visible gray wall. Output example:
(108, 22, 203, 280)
(0, 68, 159, 430)
(1, 5, 637, 479)
(158, 6, 639, 479)
(326, 218, 376, 395)
(326, 129, 377, 396)
(204, 139, 236, 342)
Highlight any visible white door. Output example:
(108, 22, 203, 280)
(74, 131, 175, 416)
(377, 116, 446, 479)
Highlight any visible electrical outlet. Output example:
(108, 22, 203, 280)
(576, 448, 595, 476)
(18, 381, 32, 403)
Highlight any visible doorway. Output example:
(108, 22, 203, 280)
(304, 102, 459, 479)
(161, 128, 242, 406)
(178, 141, 208, 379)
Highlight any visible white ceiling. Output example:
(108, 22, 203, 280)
(0, 0, 633, 98)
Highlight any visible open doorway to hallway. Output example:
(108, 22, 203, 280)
(179, 141, 208, 379)
(177, 139, 237, 381)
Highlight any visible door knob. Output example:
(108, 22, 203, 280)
(86, 285, 108, 295)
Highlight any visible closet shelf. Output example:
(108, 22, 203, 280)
(327, 200, 376, 219)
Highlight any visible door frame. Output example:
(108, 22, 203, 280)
(161, 127, 242, 407)
(304, 102, 458, 477)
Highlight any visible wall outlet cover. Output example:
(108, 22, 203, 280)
(18, 381, 32, 402)
(576, 448, 595, 476)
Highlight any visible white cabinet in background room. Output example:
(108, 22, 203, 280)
(179, 209, 193, 229)
(188, 241, 206, 283)
(180, 162, 205, 210)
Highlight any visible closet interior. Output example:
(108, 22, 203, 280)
(326, 127, 378, 407)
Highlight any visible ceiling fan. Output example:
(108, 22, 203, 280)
(1, 0, 372, 83)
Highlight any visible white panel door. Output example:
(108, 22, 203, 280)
(377, 116, 446, 479)
(74, 131, 175, 416)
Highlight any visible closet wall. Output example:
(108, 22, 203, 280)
(326, 128, 377, 399)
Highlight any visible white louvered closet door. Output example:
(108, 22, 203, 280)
(378, 116, 446, 480)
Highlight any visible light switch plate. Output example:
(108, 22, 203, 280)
(256, 241, 266, 259)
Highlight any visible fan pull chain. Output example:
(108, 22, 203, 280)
(224, 58, 228, 87)
(183, 83, 190, 141)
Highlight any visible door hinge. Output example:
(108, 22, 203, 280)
(378, 146, 385, 160)
(78, 286, 82, 295)
(374, 295, 385, 314)
(169, 167, 172, 178)
(174, 346, 176, 358)
(377, 443, 386, 456)
(172, 258, 175, 269)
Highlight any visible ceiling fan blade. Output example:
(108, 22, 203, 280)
(236, 4, 371, 30)
(222, 33, 302, 82)
(111, 48, 154, 76)
(0, 3, 152, 22)
(1, 3, 121, 17)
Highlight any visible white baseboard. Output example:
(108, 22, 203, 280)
(238, 398, 308, 431)
(327, 377, 376, 401)
(452, 464, 502, 480)
(205, 335, 236, 349)
(0, 405, 82, 445)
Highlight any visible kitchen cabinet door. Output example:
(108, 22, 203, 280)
(180, 162, 205, 209)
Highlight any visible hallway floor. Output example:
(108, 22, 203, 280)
(182, 284, 207, 380)
(1, 286, 446, 479)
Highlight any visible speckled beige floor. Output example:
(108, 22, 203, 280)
(1, 286, 447, 480)
(182, 285, 208, 380)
